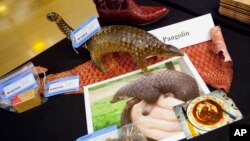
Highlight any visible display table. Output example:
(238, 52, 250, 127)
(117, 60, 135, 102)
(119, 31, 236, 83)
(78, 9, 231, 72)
(0, 0, 249, 141)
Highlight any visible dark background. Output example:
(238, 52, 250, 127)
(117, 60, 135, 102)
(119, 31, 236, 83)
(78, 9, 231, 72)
(0, 0, 249, 141)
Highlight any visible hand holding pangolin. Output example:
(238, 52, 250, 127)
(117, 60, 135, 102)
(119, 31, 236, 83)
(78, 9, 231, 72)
(110, 70, 200, 115)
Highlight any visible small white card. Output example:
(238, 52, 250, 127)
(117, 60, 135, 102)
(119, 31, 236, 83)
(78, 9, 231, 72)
(70, 16, 101, 48)
(0, 70, 37, 99)
(149, 13, 214, 48)
(44, 75, 80, 97)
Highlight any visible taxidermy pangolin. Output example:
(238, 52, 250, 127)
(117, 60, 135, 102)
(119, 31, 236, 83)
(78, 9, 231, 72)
(47, 12, 183, 73)
(110, 70, 200, 115)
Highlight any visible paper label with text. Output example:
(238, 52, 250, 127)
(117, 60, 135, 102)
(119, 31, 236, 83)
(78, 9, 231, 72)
(76, 125, 117, 141)
(0, 70, 37, 99)
(44, 75, 80, 97)
(149, 13, 215, 49)
(70, 16, 101, 48)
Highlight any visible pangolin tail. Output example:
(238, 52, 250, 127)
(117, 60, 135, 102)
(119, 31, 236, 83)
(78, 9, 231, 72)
(47, 12, 74, 39)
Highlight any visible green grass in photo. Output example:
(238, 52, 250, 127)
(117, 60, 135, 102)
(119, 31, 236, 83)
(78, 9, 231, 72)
(88, 57, 181, 131)
(91, 95, 127, 131)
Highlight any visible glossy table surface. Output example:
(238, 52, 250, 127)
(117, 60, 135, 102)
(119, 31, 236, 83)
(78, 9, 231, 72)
(0, 0, 97, 76)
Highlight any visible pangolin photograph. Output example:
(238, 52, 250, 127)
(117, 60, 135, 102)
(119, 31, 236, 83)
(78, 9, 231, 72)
(84, 56, 209, 141)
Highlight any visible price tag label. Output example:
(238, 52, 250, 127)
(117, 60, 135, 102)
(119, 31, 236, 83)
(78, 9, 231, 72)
(0, 70, 37, 99)
(70, 16, 101, 48)
(76, 125, 117, 141)
(44, 75, 80, 97)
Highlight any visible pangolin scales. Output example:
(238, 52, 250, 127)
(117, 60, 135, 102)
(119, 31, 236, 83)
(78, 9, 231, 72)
(110, 70, 200, 115)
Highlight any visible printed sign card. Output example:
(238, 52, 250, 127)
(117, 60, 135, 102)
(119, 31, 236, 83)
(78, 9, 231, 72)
(1, 70, 37, 99)
(44, 75, 80, 97)
(149, 14, 214, 49)
(0, 62, 38, 100)
(70, 16, 101, 48)
(76, 125, 117, 141)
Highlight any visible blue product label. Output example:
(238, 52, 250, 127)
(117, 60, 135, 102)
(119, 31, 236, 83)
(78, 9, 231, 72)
(0, 70, 37, 100)
(0, 84, 3, 98)
(76, 125, 117, 141)
(44, 75, 80, 97)
(70, 16, 101, 48)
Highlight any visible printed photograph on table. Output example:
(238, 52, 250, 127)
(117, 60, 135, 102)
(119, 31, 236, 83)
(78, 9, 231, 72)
(173, 90, 243, 140)
(84, 55, 210, 141)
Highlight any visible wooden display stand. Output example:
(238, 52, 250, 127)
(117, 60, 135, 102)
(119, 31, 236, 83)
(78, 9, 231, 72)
(219, 0, 250, 25)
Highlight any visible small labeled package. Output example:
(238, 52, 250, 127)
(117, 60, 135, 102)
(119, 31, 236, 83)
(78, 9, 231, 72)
(0, 62, 45, 113)
(12, 89, 41, 113)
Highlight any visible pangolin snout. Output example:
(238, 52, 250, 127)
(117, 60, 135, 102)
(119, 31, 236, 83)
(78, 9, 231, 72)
(169, 45, 184, 56)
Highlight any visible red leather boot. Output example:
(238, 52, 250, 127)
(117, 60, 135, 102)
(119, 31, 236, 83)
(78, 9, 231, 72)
(93, 0, 169, 25)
